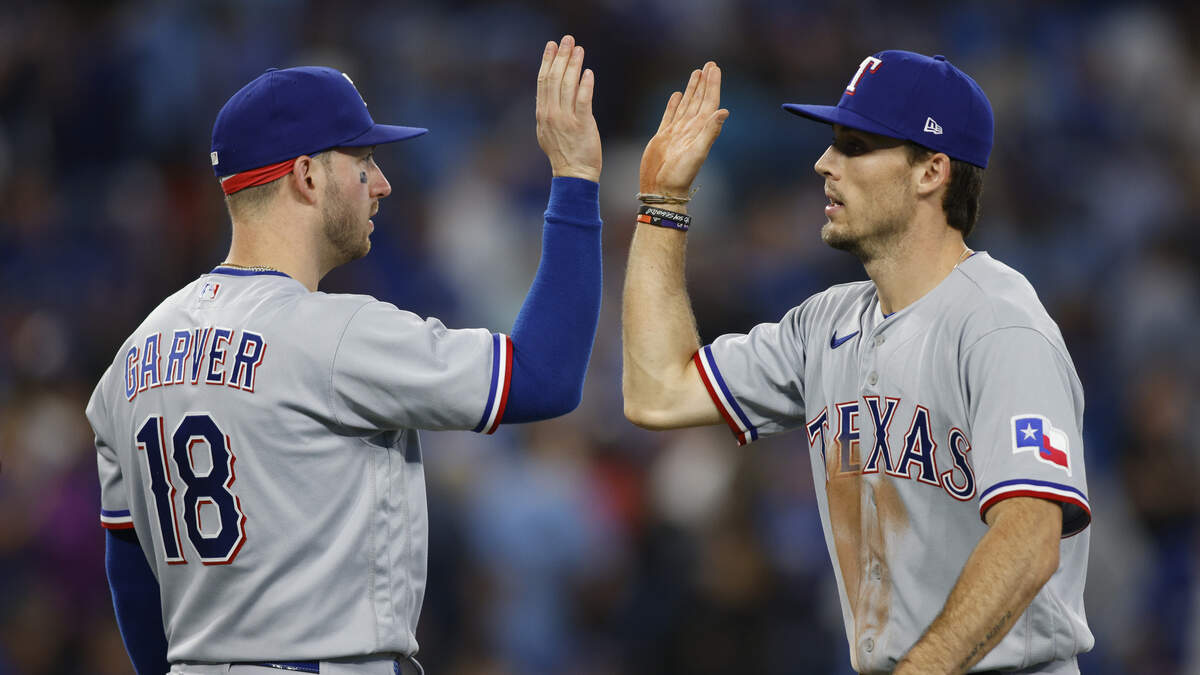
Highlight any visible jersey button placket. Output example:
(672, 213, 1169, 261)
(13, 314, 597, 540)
(865, 322, 889, 388)
(862, 327, 878, 390)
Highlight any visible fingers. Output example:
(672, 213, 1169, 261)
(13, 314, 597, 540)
(700, 62, 722, 113)
(561, 43, 585, 109)
(658, 91, 682, 132)
(675, 69, 702, 123)
(666, 62, 722, 130)
(703, 108, 730, 147)
(537, 40, 555, 93)
(546, 34, 574, 110)
(575, 68, 594, 116)
(536, 41, 556, 119)
(687, 65, 709, 119)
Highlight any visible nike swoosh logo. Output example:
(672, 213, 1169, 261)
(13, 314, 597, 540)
(830, 330, 860, 349)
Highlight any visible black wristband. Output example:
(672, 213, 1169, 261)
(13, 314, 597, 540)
(636, 204, 691, 232)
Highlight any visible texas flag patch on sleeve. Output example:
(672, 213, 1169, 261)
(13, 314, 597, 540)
(1011, 414, 1071, 476)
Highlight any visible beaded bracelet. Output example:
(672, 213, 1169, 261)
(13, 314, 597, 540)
(635, 185, 699, 205)
(637, 204, 691, 232)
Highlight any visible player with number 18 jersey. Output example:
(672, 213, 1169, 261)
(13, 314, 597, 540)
(88, 38, 604, 673)
(87, 271, 508, 660)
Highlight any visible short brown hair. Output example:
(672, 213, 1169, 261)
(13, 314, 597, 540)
(906, 144, 984, 238)
(225, 179, 282, 221)
(224, 153, 332, 221)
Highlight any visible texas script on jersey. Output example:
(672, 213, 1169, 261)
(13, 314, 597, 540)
(806, 396, 976, 501)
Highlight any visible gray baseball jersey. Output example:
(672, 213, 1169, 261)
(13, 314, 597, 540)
(693, 253, 1092, 673)
(87, 266, 512, 662)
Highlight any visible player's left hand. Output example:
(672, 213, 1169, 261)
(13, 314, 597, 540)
(639, 61, 729, 198)
(535, 35, 602, 183)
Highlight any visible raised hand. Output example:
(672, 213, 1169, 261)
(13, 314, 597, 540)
(639, 62, 729, 198)
(535, 35, 602, 183)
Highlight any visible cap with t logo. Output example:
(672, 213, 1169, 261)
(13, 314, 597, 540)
(210, 66, 428, 192)
(783, 50, 994, 168)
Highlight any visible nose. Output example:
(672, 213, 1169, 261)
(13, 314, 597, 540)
(371, 164, 392, 199)
(814, 145, 837, 179)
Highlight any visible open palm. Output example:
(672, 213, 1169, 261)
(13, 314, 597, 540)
(536, 35, 602, 183)
(639, 62, 729, 196)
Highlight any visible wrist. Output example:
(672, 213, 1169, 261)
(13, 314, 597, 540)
(636, 186, 695, 212)
(547, 176, 601, 227)
(636, 204, 690, 232)
(646, 204, 686, 215)
(552, 167, 601, 183)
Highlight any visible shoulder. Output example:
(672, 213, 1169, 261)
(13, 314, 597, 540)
(288, 290, 383, 324)
(727, 280, 873, 351)
(791, 279, 876, 325)
(952, 253, 1067, 350)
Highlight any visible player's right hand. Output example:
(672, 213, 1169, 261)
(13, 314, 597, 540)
(535, 35, 602, 183)
(639, 62, 729, 199)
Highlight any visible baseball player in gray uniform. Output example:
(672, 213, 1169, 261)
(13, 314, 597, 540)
(88, 37, 603, 674)
(622, 53, 1092, 673)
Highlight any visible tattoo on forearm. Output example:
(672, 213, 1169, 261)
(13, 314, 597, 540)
(958, 610, 1013, 670)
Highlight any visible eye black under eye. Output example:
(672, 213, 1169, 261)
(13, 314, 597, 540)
(832, 138, 868, 156)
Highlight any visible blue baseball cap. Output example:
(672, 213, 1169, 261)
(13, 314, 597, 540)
(783, 50, 993, 168)
(210, 66, 428, 177)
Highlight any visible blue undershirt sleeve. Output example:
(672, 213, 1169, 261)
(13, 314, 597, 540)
(106, 529, 170, 675)
(502, 176, 603, 423)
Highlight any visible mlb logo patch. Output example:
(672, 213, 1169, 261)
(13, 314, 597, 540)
(199, 281, 220, 301)
(1012, 415, 1070, 475)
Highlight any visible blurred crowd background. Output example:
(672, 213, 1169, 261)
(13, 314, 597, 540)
(1, 0, 1198, 673)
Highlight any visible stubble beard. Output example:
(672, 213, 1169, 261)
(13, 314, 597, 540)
(820, 186, 915, 264)
(322, 182, 371, 266)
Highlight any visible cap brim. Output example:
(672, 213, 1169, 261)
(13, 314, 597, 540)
(343, 123, 429, 147)
(782, 103, 905, 140)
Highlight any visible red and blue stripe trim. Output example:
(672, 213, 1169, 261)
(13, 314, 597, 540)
(100, 508, 134, 530)
(473, 333, 512, 434)
(979, 478, 1091, 536)
(694, 346, 758, 445)
(243, 662, 319, 673)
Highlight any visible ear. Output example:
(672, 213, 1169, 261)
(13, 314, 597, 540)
(287, 155, 322, 205)
(914, 152, 951, 199)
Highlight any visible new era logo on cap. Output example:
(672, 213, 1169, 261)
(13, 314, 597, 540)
(782, 50, 994, 168)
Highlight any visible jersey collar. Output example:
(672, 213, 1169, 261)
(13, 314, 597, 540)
(210, 265, 292, 279)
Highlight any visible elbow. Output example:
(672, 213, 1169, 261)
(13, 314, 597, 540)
(528, 381, 583, 421)
(623, 400, 650, 428)
(621, 385, 653, 428)
(622, 380, 678, 430)
(622, 399, 674, 431)
(548, 388, 583, 419)
(503, 359, 584, 422)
